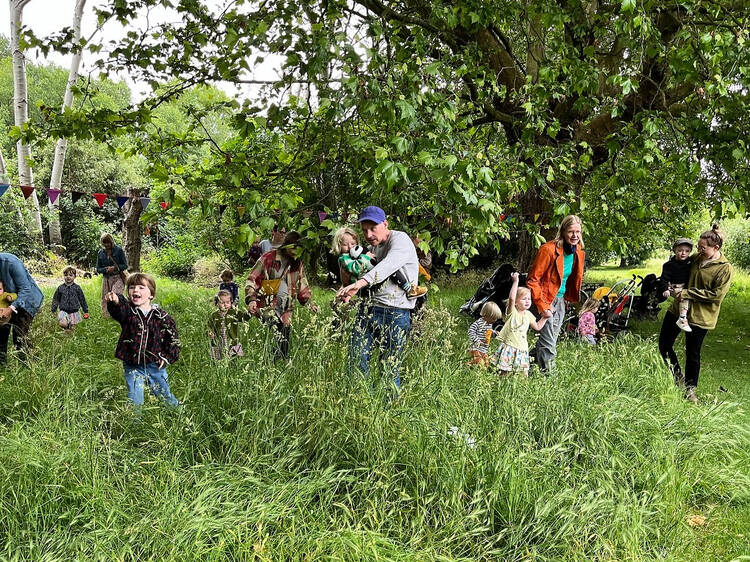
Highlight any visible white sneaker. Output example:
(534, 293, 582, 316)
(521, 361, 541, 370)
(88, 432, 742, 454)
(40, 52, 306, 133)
(676, 317, 692, 332)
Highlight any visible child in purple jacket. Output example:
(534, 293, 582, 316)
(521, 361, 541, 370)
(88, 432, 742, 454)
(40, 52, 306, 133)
(106, 272, 181, 406)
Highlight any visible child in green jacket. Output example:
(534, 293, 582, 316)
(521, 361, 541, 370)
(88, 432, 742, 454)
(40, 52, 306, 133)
(209, 289, 253, 359)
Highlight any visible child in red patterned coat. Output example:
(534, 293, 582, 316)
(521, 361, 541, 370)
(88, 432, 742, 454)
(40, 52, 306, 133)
(106, 272, 181, 406)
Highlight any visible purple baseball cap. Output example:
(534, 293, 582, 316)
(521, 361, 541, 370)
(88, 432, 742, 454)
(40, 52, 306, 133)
(357, 205, 387, 224)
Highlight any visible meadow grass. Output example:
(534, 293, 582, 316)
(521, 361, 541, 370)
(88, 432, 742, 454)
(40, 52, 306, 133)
(0, 268, 747, 560)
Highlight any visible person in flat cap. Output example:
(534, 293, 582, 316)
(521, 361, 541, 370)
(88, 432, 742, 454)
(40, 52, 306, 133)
(657, 237, 694, 332)
(336, 206, 420, 393)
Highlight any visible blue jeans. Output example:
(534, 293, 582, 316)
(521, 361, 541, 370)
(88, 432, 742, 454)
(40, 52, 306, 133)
(349, 305, 411, 387)
(122, 362, 179, 406)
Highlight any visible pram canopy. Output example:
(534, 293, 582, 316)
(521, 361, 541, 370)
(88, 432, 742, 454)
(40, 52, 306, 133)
(459, 264, 527, 318)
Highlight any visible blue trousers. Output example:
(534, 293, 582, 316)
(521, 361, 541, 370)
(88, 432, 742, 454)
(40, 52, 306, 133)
(349, 305, 411, 387)
(122, 362, 179, 406)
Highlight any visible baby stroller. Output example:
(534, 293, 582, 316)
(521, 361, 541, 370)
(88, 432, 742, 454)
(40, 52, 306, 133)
(459, 264, 527, 319)
(573, 274, 644, 339)
(631, 273, 665, 318)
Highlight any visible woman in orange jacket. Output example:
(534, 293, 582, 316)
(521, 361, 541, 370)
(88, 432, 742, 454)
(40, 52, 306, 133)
(526, 215, 585, 373)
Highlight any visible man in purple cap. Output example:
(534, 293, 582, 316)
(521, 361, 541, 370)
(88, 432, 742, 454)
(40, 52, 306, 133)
(337, 206, 419, 390)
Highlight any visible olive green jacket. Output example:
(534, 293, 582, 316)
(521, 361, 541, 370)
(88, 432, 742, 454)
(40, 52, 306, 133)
(670, 254, 733, 330)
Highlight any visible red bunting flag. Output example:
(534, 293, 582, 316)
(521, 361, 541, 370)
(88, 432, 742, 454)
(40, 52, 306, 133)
(47, 188, 61, 204)
(20, 185, 35, 199)
(92, 193, 108, 207)
(160, 201, 168, 210)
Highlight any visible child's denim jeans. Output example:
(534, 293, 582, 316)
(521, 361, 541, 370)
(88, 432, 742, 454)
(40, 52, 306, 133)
(122, 362, 179, 406)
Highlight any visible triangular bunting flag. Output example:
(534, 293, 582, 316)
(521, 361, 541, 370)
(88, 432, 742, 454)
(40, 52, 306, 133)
(302, 210, 313, 218)
(47, 188, 61, 204)
(92, 193, 108, 208)
(219, 204, 227, 215)
(20, 185, 35, 199)
(533, 213, 540, 222)
(71, 191, 84, 204)
(237, 205, 246, 219)
(160, 201, 168, 210)
(140, 197, 151, 209)
(0, 184, 9, 198)
(318, 211, 327, 222)
(116, 196, 129, 208)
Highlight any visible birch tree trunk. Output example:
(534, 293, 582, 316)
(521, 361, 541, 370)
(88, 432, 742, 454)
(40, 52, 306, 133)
(48, 0, 87, 249)
(10, 0, 43, 242)
(122, 188, 143, 272)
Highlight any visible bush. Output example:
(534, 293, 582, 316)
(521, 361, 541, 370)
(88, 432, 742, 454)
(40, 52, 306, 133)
(0, 196, 38, 259)
(61, 210, 111, 268)
(144, 233, 203, 278)
(723, 218, 750, 270)
(192, 254, 230, 286)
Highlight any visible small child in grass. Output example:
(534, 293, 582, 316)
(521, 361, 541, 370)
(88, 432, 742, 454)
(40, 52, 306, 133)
(576, 297, 601, 345)
(208, 289, 252, 359)
(659, 238, 694, 332)
(467, 301, 503, 366)
(106, 272, 180, 406)
(51, 266, 89, 331)
(495, 272, 549, 377)
(332, 227, 427, 299)
(0, 280, 17, 325)
(219, 268, 240, 305)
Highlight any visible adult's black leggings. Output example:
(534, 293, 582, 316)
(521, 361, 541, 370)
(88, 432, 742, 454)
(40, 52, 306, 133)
(658, 310, 708, 388)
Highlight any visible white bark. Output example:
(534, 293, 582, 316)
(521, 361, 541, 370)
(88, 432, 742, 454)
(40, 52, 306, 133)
(48, 0, 87, 248)
(10, 0, 43, 241)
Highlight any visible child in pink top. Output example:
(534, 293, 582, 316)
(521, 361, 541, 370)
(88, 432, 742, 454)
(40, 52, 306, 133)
(577, 297, 601, 345)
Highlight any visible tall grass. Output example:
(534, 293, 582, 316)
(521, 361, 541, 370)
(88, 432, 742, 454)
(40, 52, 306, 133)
(0, 278, 748, 560)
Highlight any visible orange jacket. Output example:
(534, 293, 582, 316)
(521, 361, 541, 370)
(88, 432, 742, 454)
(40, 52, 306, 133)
(526, 240, 585, 312)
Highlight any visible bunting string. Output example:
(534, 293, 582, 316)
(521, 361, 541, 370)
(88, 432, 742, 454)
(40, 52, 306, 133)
(0, 181, 554, 225)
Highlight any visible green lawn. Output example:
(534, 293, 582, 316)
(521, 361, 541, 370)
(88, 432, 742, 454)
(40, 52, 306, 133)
(0, 264, 747, 560)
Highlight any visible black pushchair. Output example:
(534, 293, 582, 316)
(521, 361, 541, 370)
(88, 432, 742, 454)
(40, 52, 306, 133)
(459, 264, 527, 318)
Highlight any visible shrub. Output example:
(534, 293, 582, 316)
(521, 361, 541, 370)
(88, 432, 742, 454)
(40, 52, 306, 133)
(0, 196, 38, 259)
(145, 233, 203, 278)
(722, 218, 750, 270)
(62, 211, 111, 267)
(192, 254, 230, 286)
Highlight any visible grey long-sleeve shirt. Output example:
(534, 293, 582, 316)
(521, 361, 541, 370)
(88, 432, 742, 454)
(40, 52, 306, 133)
(362, 230, 419, 310)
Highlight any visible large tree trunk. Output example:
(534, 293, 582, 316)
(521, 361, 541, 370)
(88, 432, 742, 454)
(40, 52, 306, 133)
(122, 188, 143, 272)
(48, 0, 87, 249)
(516, 187, 554, 272)
(10, 0, 43, 242)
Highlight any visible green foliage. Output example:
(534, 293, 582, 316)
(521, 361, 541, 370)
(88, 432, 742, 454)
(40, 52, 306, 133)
(59, 201, 110, 267)
(0, 277, 748, 559)
(143, 233, 204, 278)
(723, 218, 750, 270)
(0, 193, 36, 258)
(17, 0, 745, 269)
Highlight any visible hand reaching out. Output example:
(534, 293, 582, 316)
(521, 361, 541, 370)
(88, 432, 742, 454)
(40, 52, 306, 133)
(105, 291, 119, 302)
